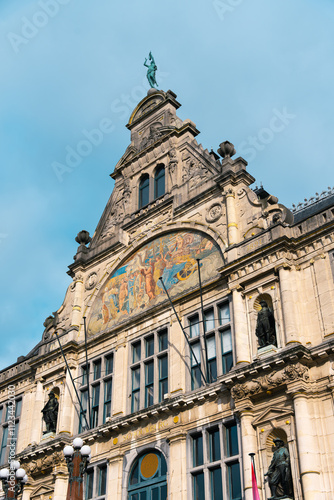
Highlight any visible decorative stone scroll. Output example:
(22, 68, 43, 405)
(231, 363, 309, 400)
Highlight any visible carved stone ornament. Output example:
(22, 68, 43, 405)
(85, 272, 98, 290)
(101, 212, 122, 240)
(206, 203, 223, 223)
(231, 362, 309, 400)
(182, 156, 211, 189)
(23, 451, 65, 476)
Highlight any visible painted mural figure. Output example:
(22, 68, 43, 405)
(87, 231, 224, 336)
(265, 438, 293, 499)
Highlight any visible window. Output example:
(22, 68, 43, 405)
(79, 353, 114, 432)
(190, 422, 242, 500)
(0, 396, 22, 465)
(139, 174, 150, 208)
(130, 327, 168, 413)
(154, 165, 165, 199)
(85, 463, 107, 500)
(186, 301, 233, 389)
(128, 451, 167, 500)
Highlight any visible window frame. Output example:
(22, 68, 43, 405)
(188, 420, 242, 500)
(186, 299, 234, 390)
(154, 164, 166, 199)
(129, 326, 169, 413)
(0, 396, 22, 466)
(85, 461, 108, 500)
(138, 173, 150, 209)
(79, 352, 114, 433)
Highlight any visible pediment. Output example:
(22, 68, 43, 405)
(253, 406, 293, 427)
(114, 145, 138, 170)
(128, 92, 167, 126)
(31, 483, 54, 499)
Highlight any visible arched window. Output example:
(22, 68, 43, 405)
(154, 165, 165, 199)
(128, 450, 167, 500)
(139, 174, 150, 208)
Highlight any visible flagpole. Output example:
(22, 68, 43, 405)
(249, 452, 256, 480)
(249, 452, 261, 500)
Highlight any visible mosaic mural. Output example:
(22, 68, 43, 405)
(87, 231, 224, 335)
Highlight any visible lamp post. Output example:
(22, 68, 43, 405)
(63, 438, 91, 500)
(0, 461, 28, 499)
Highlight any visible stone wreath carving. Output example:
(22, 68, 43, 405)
(231, 363, 309, 400)
(205, 203, 223, 223)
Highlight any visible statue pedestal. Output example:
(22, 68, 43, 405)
(258, 344, 278, 357)
(40, 431, 55, 442)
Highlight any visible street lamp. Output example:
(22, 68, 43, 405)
(0, 461, 27, 499)
(63, 438, 91, 500)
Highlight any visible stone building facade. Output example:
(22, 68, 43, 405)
(1, 89, 334, 500)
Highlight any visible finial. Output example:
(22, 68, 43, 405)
(217, 141, 236, 159)
(75, 230, 91, 246)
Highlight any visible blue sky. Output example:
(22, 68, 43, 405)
(1, 0, 333, 369)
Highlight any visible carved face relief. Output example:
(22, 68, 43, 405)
(85, 272, 98, 290)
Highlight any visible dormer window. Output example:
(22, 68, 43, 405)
(139, 174, 150, 208)
(154, 164, 165, 199)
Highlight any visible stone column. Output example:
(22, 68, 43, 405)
(30, 380, 44, 444)
(169, 311, 185, 396)
(21, 485, 33, 500)
(58, 366, 76, 435)
(238, 410, 262, 500)
(278, 265, 299, 344)
(292, 392, 322, 500)
(224, 188, 239, 245)
(169, 433, 187, 500)
(232, 288, 251, 365)
(312, 257, 334, 337)
(53, 471, 69, 500)
(71, 276, 84, 328)
(108, 454, 124, 499)
(112, 343, 127, 417)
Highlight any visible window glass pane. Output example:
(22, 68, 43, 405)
(228, 462, 242, 500)
(140, 492, 147, 500)
(139, 175, 150, 208)
(152, 486, 159, 500)
(226, 424, 239, 457)
(93, 360, 101, 380)
(207, 336, 216, 359)
(130, 462, 139, 485)
(159, 330, 168, 351)
(222, 329, 232, 353)
(0, 407, 3, 424)
(98, 465, 107, 495)
(92, 385, 100, 406)
(105, 379, 112, 402)
(218, 303, 230, 325)
(155, 166, 165, 199)
(189, 314, 200, 338)
(159, 379, 168, 402)
(132, 391, 140, 412)
(159, 355, 168, 379)
(105, 354, 113, 375)
(193, 434, 203, 466)
(132, 367, 140, 390)
(85, 469, 94, 499)
(15, 399, 22, 418)
(191, 342, 201, 367)
(160, 484, 167, 500)
(193, 472, 205, 500)
(82, 364, 89, 385)
(223, 352, 233, 374)
(211, 467, 223, 500)
(145, 335, 154, 358)
(145, 361, 154, 384)
(133, 342, 141, 363)
(0, 426, 8, 464)
(204, 308, 215, 331)
(209, 428, 221, 462)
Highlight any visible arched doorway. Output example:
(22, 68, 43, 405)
(128, 450, 167, 500)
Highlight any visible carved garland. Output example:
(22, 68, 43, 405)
(231, 363, 309, 400)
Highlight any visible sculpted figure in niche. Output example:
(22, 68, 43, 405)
(41, 391, 59, 434)
(265, 438, 293, 499)
(255, 300, 277, 347)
